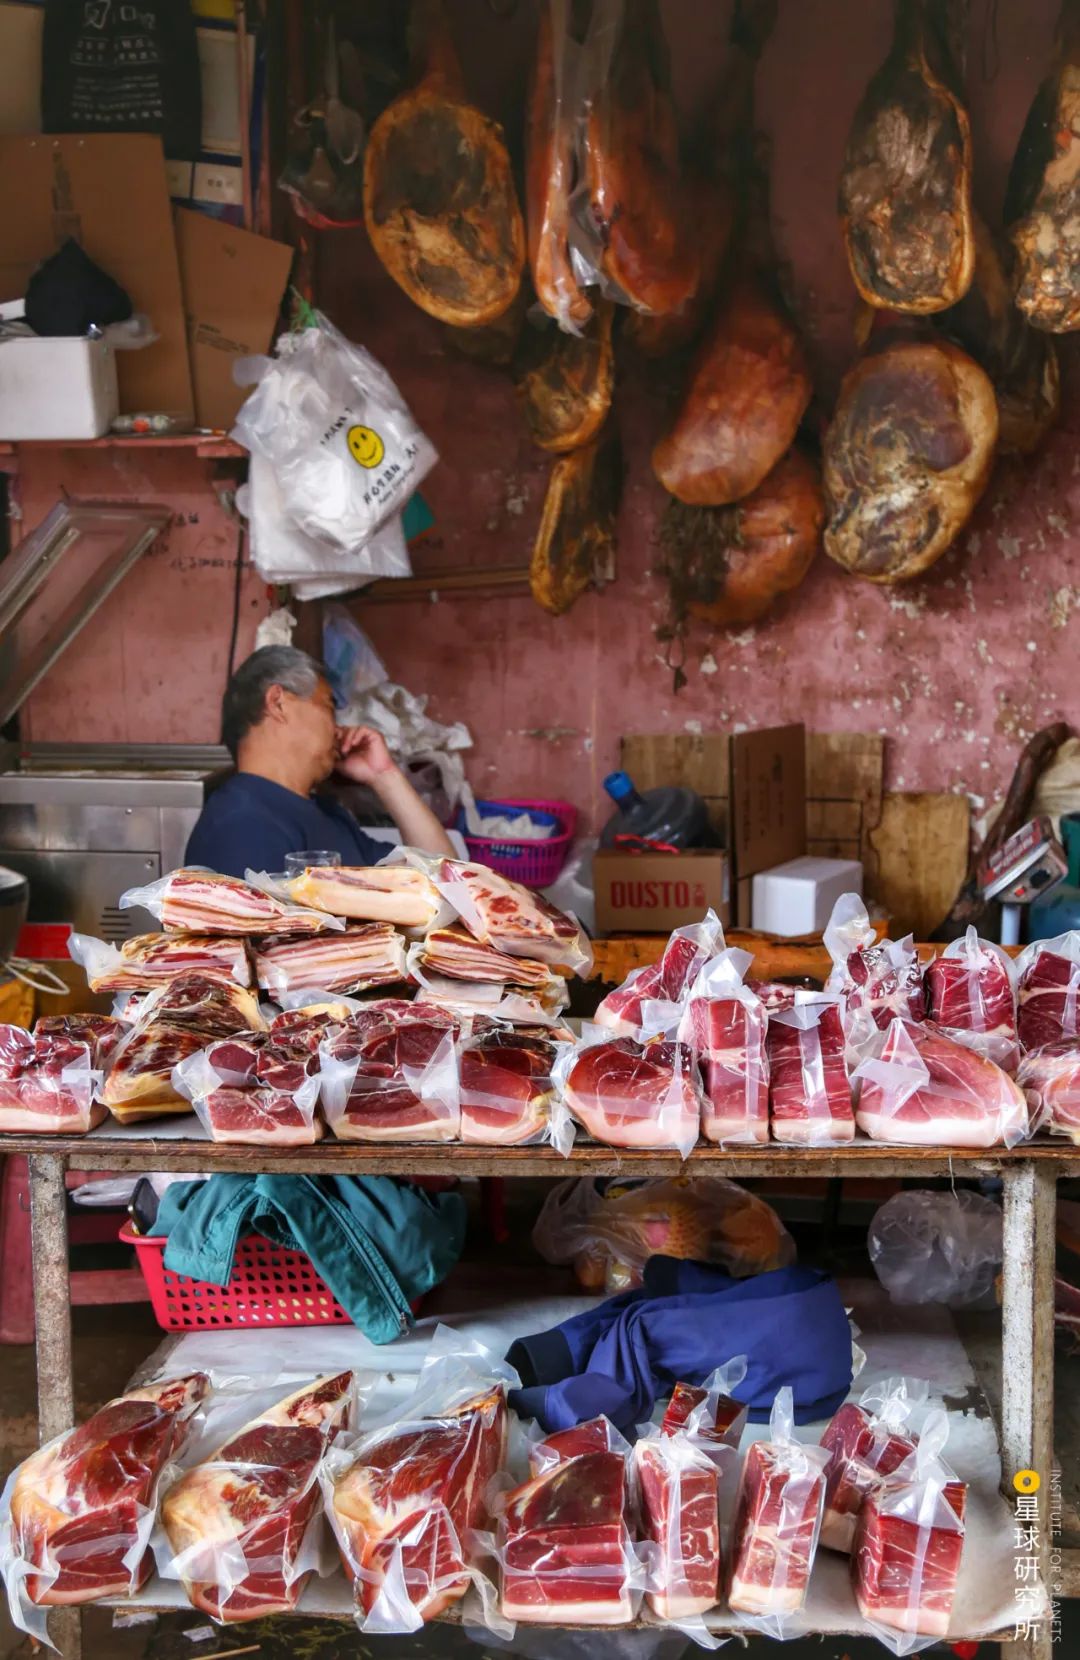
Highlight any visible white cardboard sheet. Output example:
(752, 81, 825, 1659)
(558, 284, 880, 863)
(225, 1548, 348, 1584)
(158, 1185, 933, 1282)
(116, 1279, 1046, 1641)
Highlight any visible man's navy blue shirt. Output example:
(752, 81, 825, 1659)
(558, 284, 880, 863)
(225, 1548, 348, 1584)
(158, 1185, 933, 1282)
(185, 773, 384, 877)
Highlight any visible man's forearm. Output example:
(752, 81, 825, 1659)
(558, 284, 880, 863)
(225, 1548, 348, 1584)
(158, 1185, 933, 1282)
(371, 767, 455, 857)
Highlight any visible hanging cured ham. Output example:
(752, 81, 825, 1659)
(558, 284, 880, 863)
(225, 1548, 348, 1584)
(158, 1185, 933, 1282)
(363, 0, 524, 327)
(526, 0, 592, 330)
(659, 446, 823, 631)
(839, 0, 974, 313)
(823, 335, 998, 583)
(516, 301, 615, 453)
(583, 0, 697, 318)
(1005, 0, 1080, 333)
(933, 219, 1060, 455)
(530, 431, 622, 616)
(627, 167, 733, 357)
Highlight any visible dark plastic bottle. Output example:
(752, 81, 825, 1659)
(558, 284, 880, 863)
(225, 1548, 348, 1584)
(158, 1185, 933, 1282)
(600, 770, 712, 850)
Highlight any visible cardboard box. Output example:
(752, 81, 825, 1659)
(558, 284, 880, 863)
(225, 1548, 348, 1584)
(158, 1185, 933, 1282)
(593, 849, 729, 934)
(175, 207, 293, 430)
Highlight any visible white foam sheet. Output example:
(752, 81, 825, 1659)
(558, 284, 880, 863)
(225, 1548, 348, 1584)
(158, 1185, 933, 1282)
(122, 1282, 1044, 1638)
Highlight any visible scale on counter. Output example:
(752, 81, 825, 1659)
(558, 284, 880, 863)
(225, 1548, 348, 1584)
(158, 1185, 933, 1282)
(979, 815, 1068, 945)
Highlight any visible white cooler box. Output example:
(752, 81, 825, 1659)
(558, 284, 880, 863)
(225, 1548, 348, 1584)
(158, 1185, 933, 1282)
(752, 856, 863, 936)
(0, 335, 118, 439)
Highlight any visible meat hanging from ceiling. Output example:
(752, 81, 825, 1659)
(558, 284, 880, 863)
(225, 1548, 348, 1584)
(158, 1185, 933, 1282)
(658, 445, 824, 634)
(515, 300, 615, 453)
(582, 0, 698, 318)
(822, 334, 998, 583)
(362, 0, 524, 327)
(932, 217, 1060, 455)
(526, 0, 593, 331)
(1005, 0, 1080, 333)
(530, 428, 622, 616)
(839, 0, 974, 314)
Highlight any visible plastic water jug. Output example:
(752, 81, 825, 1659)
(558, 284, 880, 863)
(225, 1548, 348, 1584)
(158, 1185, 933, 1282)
(600, 770, 712, 850)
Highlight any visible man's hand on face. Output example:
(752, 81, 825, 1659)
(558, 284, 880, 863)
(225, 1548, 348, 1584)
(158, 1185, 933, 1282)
(334, 725, 399, 786)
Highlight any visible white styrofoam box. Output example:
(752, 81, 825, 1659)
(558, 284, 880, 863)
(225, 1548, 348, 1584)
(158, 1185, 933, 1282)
(752, 856, 864, 937)
(0, 335, 118, 439)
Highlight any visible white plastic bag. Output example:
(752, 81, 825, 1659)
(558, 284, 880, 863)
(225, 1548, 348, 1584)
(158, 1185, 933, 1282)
(232, 313, 437, 553)
(868, 1190, 1002, 1308)
(819, 1375, 929, 1553)
(239, 453, 412, 596)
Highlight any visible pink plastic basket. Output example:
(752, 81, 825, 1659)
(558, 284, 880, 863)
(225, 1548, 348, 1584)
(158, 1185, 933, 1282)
(122, 1224, 351, 1330)
(458, 798, 577, 887)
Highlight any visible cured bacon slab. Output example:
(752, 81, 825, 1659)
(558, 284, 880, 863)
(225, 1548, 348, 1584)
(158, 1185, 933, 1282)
(9, 1374, 208, 1608)
(162, 1372, 353, 1623)
(332, 1383, 505, 1622)
(500, 1443, 633, 1625)
(1006, 0, 1080, 333)
(853, 1464, 966, 1637)
(70, 931, 251, 993)
(459, 1028, 558, 1145)
(563, 1036, 701, 1152)
(595, 915, 722, 1038)
(0, 1023, 110, 1135)
(1017, 1038, 1080, 1142)
(363, 0, 524, 328)
(635, 1436, 721, 1621)
(840, 0, 974, 313)
(924, 927, 1018, 1070)
(284, 864, 443, 929)
(254, 925, 408, 999)
(653, 279, 812, 508)
(439, 859, 591, 972)
(768, 999, 854, 1145)
(102, 1024, 209, 1123)
(727, 1427, 827, 1617)
(320, 1001, 460, 1142)
(416, 924, 555, 990)
(526, 0, 592, 330)
(854, 1018, 1028, 1148)
(122, 869, 334, 937)
(1016, 935, 1080, 1051)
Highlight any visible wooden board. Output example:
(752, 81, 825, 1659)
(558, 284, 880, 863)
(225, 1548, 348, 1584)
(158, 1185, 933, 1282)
(621, 733, 729, 838)
(869, 791, 970, 939)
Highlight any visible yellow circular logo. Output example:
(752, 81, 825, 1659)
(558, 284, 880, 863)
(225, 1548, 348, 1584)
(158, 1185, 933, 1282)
(1014, 1470, 1041, 1494)
(347, 425, 384, 468)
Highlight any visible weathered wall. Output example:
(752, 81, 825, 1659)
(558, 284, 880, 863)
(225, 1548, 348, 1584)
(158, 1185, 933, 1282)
(19, 0, 1080, 828)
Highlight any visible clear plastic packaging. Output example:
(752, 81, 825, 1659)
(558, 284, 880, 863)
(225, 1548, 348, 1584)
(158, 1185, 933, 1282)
(433, 856, 593, 975)
(280, 861, 447, 930)
(532, 1176, 794, 1294)
(767, 994, 855, 1145)
(853, 1017, 1029, 1148)
(404, 966, 571, 1027)
(319, 1001, 461, 1142)
(851, 1412, 967, 1651)
(102, 1022, 210, 1124)
(120, 868, 341, 937)
(158, 1371, 354, 1623)
(868, 1190, 1002, 1308)
(173, 1042, 323, 1147)
(231, 313, 437, 554)
(678, 949, 769, 1145)
(924, 926, 1019, 1072)
(660, 1356, 750, 1452)
(1015, 930, 1080, 1051)
(556, 1028, 702, 1156)
(0, 1024, 104, 1134)
(68, 930, 252, 993)
(726, 1385, 829, 1635)
(1017, 1036, 1080, 1142)
(458, 1025, 574, 1151)
(1, 1374, 209, 1641)
(324, 1339, 511, 1632)
(594, 912, 725, 1038)
(819, 1376, 928, 1553)
(126, 972, 266, 1040)
(824, 893, 926, 1052)
(526, 0, 593, 332)
(253, 924, 408, 999)
(634, 1430, 724, 1632)
(410, 925, 566, 996)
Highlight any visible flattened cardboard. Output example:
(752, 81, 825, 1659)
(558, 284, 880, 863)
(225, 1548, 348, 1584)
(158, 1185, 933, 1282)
(175, 207, 293, 430)
(730, 723, 807, 922)
(593, 849, 730, 934)
(0, 133, 193, 417)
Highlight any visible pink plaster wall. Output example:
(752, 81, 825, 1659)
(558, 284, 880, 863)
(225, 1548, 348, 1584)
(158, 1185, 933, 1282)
(19, 0, 1080, 830)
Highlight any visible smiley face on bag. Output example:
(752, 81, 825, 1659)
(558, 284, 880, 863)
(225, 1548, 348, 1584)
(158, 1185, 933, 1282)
(347, 424, 385, 468)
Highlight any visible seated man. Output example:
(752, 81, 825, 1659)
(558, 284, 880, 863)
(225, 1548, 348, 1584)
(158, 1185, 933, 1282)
(186, 645, 454, 876)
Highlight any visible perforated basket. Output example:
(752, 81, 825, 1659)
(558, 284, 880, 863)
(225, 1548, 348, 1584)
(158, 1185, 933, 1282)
(457, 798, 576, 887)
(122, 1223, 350, 1330)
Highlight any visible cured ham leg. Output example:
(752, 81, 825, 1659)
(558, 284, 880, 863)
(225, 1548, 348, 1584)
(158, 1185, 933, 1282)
(363, 0, 524, 327)
(840, 0, 974, 313)
(516, 301, 614, 453)
(527, 0, 592, 330)
(530, 431, 621, 617)
(1006, 0, 1080, 333)
(823, 335, 997, 583)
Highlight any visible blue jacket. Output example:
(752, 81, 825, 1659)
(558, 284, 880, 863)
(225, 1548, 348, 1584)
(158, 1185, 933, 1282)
(508, 1257, 853, 1437)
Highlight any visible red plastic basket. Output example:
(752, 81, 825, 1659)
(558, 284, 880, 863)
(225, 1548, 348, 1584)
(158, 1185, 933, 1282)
(122, 1224, 351, 1331)
(458, 798, 577, 887)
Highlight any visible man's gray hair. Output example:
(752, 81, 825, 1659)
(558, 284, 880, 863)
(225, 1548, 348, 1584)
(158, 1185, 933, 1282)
(221, 645, 327, 757)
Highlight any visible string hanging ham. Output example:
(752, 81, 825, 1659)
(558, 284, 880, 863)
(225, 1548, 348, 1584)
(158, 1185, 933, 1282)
(530, 430, 622, 617)
(526, 0, 592, 330)
(515, 302, 614, 453)
(1005, 0, 1080, 334)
